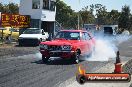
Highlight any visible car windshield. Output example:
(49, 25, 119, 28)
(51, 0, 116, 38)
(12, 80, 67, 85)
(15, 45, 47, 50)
(54, 31, 80, 40)
(23, 29, 41, 34)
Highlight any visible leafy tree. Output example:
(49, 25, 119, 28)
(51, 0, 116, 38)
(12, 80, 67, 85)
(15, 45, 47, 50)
(79, 6, 95, 25)
(56, 0, 77, 29)
(106, 10, 120, 25)
(128, 15, 132, 31)
(7, 3, 19, 13)
(118, 5, 131, 30)
(0, 2, 19, 13)
(95, 4, 108, 25)
(0, 3, 4, 12)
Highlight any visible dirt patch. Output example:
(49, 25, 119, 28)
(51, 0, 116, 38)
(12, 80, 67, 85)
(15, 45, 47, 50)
(0, 44, 39, 58)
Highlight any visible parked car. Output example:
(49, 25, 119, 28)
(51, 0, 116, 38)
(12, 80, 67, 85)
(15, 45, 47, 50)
(0, 27, 19, 41)
(18, 28, 49, 46)
(10, 28, 19, 41)
(39, 30, 96, 63)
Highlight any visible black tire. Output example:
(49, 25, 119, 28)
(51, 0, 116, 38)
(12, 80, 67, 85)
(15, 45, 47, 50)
(6, 35, 12, 43)
(42, 55, 49, 63)
(76, 75, 86, 84)
(72, 51, 80, 64)
(19, 42, 23, 46)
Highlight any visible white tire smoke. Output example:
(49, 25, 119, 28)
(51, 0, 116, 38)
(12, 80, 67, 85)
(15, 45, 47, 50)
(86, 33, 131, 61)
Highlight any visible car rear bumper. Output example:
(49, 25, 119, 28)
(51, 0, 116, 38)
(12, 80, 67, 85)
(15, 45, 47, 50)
(40, 50, 75, 59)
(18, 38, 40, 45)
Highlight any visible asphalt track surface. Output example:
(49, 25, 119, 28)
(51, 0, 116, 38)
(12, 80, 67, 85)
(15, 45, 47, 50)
(0, 37, 132, 87)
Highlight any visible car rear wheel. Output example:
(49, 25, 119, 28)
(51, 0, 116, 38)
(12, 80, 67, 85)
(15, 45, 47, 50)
(42, 55, 49, 63)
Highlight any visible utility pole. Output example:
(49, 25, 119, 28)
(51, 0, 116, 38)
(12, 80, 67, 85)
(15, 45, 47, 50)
(78, 12, 79, 30)
(78, 0, 81, 30)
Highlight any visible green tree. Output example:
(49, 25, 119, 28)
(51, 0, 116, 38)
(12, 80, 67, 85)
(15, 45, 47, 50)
(0, 3, 4, 12)
(0, 2, 19, 13)
(106, 10, 120, 25)
(80, 6, 95, 25)
(118, 5, 131, 30)
(7, 3, 19, 13)
(128, 15, 132, 31)
(56, 0, 77, 29)
(95, 4, 108, 25)
(68, 12, 78, 29)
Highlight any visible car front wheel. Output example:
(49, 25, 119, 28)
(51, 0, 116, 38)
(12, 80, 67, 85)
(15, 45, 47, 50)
(42, 55, 49, 63)
(72, 51, 80, 64)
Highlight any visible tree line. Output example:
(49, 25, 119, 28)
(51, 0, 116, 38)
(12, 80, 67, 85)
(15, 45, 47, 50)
(56, 0, 132, 32)
(0, 1, 132, 32)
(0, 2, 19, 13)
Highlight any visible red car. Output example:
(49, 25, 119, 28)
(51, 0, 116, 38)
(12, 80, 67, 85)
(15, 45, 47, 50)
(39, 30, 95, 63)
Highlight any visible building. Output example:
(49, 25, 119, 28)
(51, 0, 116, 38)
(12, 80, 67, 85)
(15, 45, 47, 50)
(100, 25, 118, 35)
(19, 0, 56, 36)
(83, 24, 97, 31)
(83, 24, 98, 35)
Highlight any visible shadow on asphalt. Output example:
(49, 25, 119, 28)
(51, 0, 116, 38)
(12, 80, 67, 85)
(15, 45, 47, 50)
(15, 44, 38, 47)
(31, 59, 83, 65)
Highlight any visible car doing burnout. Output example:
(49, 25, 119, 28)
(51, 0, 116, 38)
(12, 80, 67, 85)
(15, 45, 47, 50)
(39, 30, 96, 63)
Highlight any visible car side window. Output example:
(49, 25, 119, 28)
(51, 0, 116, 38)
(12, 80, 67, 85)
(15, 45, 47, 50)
(82, 32, 91, 40)
(82, 33, 86, 40)
(84, 32, 91, 40)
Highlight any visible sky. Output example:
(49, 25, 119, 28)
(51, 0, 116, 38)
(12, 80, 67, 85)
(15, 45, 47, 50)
(0, 0, 132, 13)
(64, 0, 132, 13)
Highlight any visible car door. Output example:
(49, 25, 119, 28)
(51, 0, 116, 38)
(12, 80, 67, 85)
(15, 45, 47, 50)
(80, 32, 88, 55)
(83, 32, 92, 54)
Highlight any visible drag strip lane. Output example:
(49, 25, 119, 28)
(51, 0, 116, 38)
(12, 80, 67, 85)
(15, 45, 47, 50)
(1, 36, 132, 87)
(0, 54, 108, 87)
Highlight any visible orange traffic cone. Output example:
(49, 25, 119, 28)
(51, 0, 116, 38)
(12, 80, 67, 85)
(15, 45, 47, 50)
(114, 51, 122, 73)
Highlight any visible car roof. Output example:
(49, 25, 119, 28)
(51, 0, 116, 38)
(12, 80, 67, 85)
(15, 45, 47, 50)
(60, 30, 87, 32)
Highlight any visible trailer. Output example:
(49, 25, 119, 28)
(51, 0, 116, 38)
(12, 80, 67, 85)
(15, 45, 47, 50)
(101, 25, 118, 35)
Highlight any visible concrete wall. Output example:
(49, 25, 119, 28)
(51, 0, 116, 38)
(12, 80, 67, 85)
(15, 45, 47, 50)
(19, 0, 56, 21)
(41, 10, 55, 21)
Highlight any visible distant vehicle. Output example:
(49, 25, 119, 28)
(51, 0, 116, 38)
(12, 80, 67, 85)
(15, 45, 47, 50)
(39, 30, 96, 63)
(122, 30, 130, 36)
(18, 28, 49, 46)
(83, 24, 97, 34)
(102, 25, 118, 35)
(0, 27, 19, 41)
(83, 24, 97, 31)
